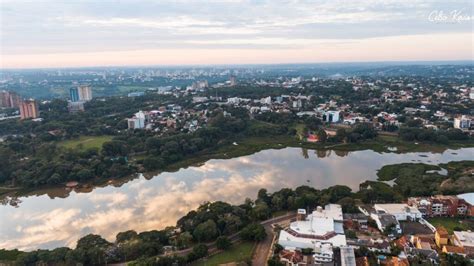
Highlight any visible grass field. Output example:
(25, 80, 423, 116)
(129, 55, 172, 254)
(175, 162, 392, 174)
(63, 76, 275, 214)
(194, 242, 255, 266)
(427, 217, 474, 234)
(59, 136, 113, 151)
(117, 85, 148, 92)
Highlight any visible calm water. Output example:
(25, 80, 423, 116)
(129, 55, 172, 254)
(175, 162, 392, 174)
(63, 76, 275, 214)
(1, 147, 473, 250)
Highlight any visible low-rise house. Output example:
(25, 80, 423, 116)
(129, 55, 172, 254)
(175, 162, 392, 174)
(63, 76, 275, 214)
(452, 231, 474, 255)
(442, 245, 466, 256)
(279, 249, 305, 265)
(435, 227, 449, 248)
(411, 235, 435, 250)
(373, 204, 422, 221)
(405, 247, 438, 263)
(343, 213, 368, 231)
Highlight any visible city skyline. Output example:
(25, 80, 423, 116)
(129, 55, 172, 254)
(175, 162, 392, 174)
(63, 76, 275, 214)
(1, 0, 473, 68)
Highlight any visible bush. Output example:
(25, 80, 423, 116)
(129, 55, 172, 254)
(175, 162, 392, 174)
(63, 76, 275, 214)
(216, 236, 232, 250)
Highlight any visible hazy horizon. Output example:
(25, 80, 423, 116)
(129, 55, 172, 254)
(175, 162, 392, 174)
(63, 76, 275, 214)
(1, 0, 473, 68)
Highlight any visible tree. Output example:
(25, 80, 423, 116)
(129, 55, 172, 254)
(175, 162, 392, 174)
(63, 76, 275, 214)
(116, 230, 138, 244)
(76, 234, 111, 250)
(268, 255, 285, 266)
(143, 156, 164, 171)
(188, 244, 208, 261)
(240, 223, 267, 241)
(193, 219, 218, 242)
(251, 202, 271, 220)
(316, 129, 327, 142)
(102, 140, 129, 157)
(175, 232, 193, 249)
(216, 236, 232, 250)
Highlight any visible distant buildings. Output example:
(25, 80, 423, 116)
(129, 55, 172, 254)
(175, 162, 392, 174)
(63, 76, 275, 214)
(68, 85, 92, 113)
(67, 101, 85, 113)
(229, 75, 237, 86)
(0, 90, 21, 108)
(192, 80, 209, 90)
(323, 110, 341, 123)
(19, 99, 39, 119)
(128, 91, 145, 97)
(453, 115, 471, 130)
(70, 85, 92, 102)
(127, 111, 146, 129)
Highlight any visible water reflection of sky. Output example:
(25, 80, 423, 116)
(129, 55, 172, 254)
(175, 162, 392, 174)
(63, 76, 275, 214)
(1, 147, 473, 250)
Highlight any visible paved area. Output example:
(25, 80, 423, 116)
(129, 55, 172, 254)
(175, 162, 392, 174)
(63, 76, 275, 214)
(252, 212, 297, 266)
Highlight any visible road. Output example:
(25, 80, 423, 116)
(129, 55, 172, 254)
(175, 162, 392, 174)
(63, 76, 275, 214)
(112, 212, 296, 265)
(251, 212, 297, 266)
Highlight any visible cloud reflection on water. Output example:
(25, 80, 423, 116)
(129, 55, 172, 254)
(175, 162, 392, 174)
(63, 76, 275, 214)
(0, 147, 473, 250)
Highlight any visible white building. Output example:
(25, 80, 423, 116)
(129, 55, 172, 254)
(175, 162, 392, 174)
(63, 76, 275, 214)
(374, 204, 422, 221)
(278, 204, 346, 264)
(454, 115, 471, 129)
(340, 246, 356, 266)
(261, 96, 272, 105)
(127, 111, 146, 129)
(324, 111, 340, 123)
(78, 85, 92, 101)
(452, 231, 474, 254)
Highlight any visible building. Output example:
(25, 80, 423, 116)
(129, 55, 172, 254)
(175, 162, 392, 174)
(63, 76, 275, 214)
(457, 193, 474, 216)
(442, 245, 465, 256)
(127, 111, 146, 129)
(229, 75, 237, 86)
(373, 213, 401, 234)
(435, 227, 449, 248)
(373, 204, 422, 221)
(324, 111, 340, 123)
(278, 204, 346, 264)
(70, 87, 80, 102)
(0, 90, 21, 108)
(452, 231, 474, 255)
(70, 85, 93, 102)
(340, 246, 356, 266)
(279, 249, 304, 266)
(128, 91, 145, 97)
(408, 195, 471, 217)
(343, 213, 368, 231)
(453, 115, 471, 129)
(19, 99, 39, 119)
(67, 101, 85, 113)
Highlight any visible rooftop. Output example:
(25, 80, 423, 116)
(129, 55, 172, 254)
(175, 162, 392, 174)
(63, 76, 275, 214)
(457, 193, 474, 206)
(453, 231, 474, 247)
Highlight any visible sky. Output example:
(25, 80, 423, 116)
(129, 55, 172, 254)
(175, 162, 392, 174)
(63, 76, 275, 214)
(0, 0, 473, 68)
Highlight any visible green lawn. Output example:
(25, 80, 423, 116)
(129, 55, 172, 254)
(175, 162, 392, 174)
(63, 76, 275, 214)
(427, 217, 474, 234)
(195, 242, 255, 266)
(58, 136, 113, 151)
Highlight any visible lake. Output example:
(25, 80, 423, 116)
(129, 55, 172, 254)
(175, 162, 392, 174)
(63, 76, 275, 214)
(1, 147, 473, 250)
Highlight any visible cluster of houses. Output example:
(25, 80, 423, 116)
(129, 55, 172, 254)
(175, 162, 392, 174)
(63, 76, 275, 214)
(126, 104, 206, 134)
(272, 192, 473, 265)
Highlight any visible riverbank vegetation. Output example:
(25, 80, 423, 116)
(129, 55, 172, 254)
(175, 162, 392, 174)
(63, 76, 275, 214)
(375, 161, 474, 198)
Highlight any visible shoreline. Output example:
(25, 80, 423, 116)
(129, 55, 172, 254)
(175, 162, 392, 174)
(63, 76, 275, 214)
(1, 135, 473, 199)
